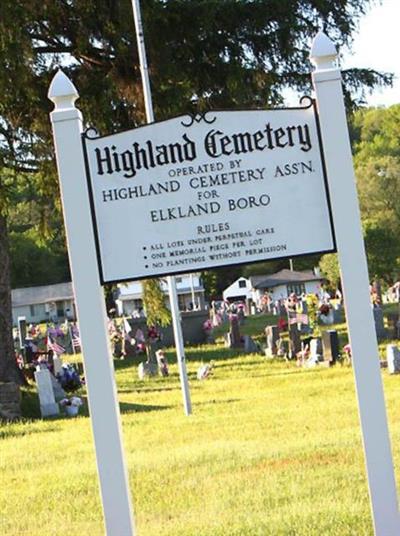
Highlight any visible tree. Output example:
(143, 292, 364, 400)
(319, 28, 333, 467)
(319, 253, 340, 289)
(352, 105, 400, 282)
(0, 0, 392, 382)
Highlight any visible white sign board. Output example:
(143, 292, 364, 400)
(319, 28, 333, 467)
(83, 100, 335, 283)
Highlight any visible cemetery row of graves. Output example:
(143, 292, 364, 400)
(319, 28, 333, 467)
(11, 288, 400, 419)
(2, 293, 400, 535)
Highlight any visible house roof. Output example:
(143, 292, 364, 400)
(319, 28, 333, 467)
(249, 269, 323, 290)
(12, 282, 74, 307)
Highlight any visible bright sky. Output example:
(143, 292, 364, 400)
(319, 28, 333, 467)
(342, 0, 400, 106)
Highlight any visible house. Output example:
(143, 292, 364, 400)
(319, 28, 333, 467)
(249, 269, 324, 304)
(115, 273, 205, 316)
(222, 277, 252, 303)
(11, 282, 76, 325)
(223, 269, 324, 305)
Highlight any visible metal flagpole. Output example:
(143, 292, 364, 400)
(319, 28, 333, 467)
(130, 0, 192, 415)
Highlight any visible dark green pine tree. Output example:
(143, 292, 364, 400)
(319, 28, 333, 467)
(0, 0, 392, 383)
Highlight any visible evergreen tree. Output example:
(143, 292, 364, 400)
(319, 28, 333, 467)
(0, 0, 392, 382)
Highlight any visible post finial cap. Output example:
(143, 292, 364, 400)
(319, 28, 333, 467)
(310, 31, 338, 70)
(48, 69, 79, 110)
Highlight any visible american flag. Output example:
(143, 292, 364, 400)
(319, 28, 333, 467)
(47, 335, 65, 355)
(288, 313, 309, 325)
(72, 336, 81, 349)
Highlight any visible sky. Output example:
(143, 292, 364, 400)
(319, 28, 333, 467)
(284, 0, 399, 107)
(341, 0, 400, 107)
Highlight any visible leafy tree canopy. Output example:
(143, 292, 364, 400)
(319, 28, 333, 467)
(351, 105, 400, 282)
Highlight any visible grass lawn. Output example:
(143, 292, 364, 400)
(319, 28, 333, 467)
(1, 310, 400, 535)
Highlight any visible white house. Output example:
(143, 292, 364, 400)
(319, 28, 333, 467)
(115, 273, 205, 316)
(250, 269, 324, 304)
(223, 269, 324, 305)
(11, 282, 76, 325)
(222, 277, 252, 302)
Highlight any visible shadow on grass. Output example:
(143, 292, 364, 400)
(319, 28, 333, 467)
(195, 397, 241, 407)
(119, 401, 173, 413)
(119, 385, 177, 394)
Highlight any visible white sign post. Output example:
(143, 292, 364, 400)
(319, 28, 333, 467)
(48, 71, 135, 536)
(311, 32, 400, 535)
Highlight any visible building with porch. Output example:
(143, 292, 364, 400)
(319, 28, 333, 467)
(11, 282, 76, 325)
(115, 273, 205, 316)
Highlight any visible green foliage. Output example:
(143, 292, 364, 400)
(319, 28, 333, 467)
(201, 270, 219, 299)
(9, 233, 70, 288)
(319, 253, 340, 288)
(351, 105, 400, 283)
(364, 224, 400, 282)
(142, 279, 171, 327)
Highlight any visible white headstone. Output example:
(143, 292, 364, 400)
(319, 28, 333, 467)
(34, 368, 60, 417)
(310, 338, 322, 361)
(53, 355, 63, 376)
(386, 345, 400, 374)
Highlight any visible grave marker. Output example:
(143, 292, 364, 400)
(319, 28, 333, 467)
(386, 345, 400, 374)
(34, 368, 60, 418)
(321, 330, 339, 364)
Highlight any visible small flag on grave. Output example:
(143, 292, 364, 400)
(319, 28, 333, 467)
(47, 335, 65, 355)
(72, 335, 81, 350)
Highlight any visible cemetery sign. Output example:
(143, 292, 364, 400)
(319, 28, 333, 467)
(83, 99, 335, 283)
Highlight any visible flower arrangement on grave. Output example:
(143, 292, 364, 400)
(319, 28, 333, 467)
(319, 303, 331, 316)
(56, 363, 82, 392)
(147, 325, 161, 342)
(343, 343, 352, 360)
(203, 319, 213, 333)
(59, 396, 83, 407)
(305, 294, 321, 337)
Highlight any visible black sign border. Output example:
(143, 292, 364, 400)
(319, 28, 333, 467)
(82, 98, 337, 286)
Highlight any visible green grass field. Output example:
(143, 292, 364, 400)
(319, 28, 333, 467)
(1, 311, 400, 535)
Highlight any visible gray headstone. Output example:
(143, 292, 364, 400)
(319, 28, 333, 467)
(137, 361, 158, 380)
(386, 345, 400, 374)
(34, 368, 60, 417)
(265, 325, 279, 357)
(288, 324, 301, 359)
(332, 308, 342, 323)
(243, 335, 258, 353)
(373, 307, 386, 340)
(322, 330, 339, 363)
(50, 373, 66, 401)
(228, 314, 242, 348)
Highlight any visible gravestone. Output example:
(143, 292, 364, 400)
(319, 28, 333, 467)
(34, 368, 60, 417)
(373, 307, 387, 340)
(50, 373, 66, 401)
(227, 314, 242, 348)
(386, 345, 400, 374)
(53, 355, 63, 377)
(310, 337, 323, 361)
(332, 307, 342, 324)
(137, 361, 158, 380)
(322, 330, 339, 363)
(288, 324, 301, 359)
(319, 310, 334, 325)
(265, 325, 279, 357)
(243, 335, 258, 353)
(386, 314, 399, 340)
